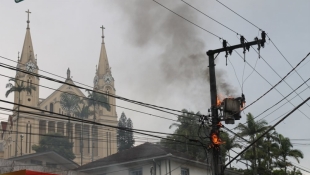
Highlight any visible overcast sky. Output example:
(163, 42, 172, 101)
(1, 0, 310, 172)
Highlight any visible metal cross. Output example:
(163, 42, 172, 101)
(100, 25, 105, 38)
(26, 9, 31, 28)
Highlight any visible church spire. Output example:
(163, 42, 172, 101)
(97, 25, 110, 77)
(20, 9, 35, 65)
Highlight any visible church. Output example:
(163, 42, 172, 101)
(0, 10, 118, 165)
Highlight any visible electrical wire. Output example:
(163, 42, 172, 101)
(0, 73, 179, 122)
(268, 35, 310, 102)
(215, 0, 262, 31)
(181, 0, 240, 36)
(241, 52, 310, 112)
(0, 56, 202, 118)
(0, 102, 201, 147)
(236, 76, 310, 128)
(0, 61, 203, 119)
(152, 0, 222, 39)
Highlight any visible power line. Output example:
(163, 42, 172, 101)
(0, 73, 179, 122)
(238, 76, 310, 127)
(0, 61, 202, 119)
(268, 35, 310, 100)
(0, 102, 201, 147)
(213, 0, 310, 121)
(215, 0, 262, 31)
(0, 56, 202, 118)
(152, 0, 222, 39)
(181, 0, 240, 36)
(241, 52, 310, 111)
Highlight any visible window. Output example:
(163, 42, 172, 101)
(50, 103, 54, 113)
(181, 168, 189, 175)
(129, 168, 142, 175)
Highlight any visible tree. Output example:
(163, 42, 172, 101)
(32, 133, 75, 160)
(87, 90, 110, 160)
(58, 92, 81, 142)
(74, 100, 92, 165)
(236, 113, 269, 174)
(126, 118, 135, 149)
(86, 90, 111, 120)
(160, 109, 207, 160)
(220, 131, 242, 168)
(117, 112, 135, 151)
(275, 134, 303, 174)
(5, 78, 36, 156)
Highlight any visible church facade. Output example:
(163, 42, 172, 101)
(0, 12, 118, 165)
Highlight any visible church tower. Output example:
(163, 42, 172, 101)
(14, 9, 40, 112)
(93, 26, 117, 158)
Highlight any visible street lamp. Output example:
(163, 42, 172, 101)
(20, 134, 24, 156)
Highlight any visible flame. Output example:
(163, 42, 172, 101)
(211, 133, 225, 146)
(216, 94, 223, 107)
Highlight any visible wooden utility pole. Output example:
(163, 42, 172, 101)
(206, 32, 266, 175)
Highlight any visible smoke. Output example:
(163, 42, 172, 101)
(113, 1, 236, 104)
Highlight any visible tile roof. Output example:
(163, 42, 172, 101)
(76, 142, 203, 170)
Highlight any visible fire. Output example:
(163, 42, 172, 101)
(211, 133, 225, 145)
(216, 94, 223, 107)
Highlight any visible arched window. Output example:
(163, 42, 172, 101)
(50, 103, 54, 113)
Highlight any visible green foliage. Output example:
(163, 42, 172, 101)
(220, 131, 242, 168)
(59, 92, 81, 116)
(233, 113, 304, 175)
(160, 109, 207, 161)
(274, 134, 304, 174)
(117, 112, 135, 151)
(235, 113, 269, 174)
(5, 78, 36, 156)
(87, 91, 111, 114)
(32, 133, 75, 160)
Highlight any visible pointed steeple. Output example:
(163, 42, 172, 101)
(97, 25, 110, 77)
(20, 9, 36, 65)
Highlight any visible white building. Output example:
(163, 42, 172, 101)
(76, 142, 213, 175)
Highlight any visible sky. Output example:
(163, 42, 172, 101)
(0, 0, 310, 173)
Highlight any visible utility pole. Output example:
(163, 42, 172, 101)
(206, 32, 266, 175)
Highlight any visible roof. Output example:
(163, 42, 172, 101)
(1, 169, 58, 175)
(76, 142, 206, 171)
(8, 151, 79, 170)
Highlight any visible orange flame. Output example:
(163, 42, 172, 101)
(216, 94, 223, 107)
(211, 133, 225, 146)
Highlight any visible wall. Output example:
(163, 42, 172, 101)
(0, 159, 86, 175)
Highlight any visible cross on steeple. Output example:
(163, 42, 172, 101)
(26, 9, 31, 29)
(100, 25, 105, 43)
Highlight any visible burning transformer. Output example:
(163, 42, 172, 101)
(219, 94, 245, 124)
